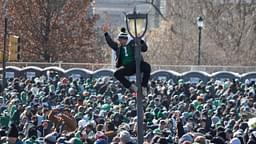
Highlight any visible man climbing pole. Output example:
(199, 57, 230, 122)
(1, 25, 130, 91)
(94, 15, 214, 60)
(103, 24, 151, 96)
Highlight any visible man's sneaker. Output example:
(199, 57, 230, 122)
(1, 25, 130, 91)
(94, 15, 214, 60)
(130, 84, 138, 92)
(142, 87, 148, 96)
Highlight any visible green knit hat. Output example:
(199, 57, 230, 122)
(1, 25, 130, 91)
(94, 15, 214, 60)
(101, 104, 111, 111)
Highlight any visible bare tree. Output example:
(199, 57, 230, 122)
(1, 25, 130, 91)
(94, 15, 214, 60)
(145, 0, 256, 66)
(7, 0, 106, 63)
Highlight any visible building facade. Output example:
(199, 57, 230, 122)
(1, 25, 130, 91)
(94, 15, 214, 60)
(94, 0, 167, 30)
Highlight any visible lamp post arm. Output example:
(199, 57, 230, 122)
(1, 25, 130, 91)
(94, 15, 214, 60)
(139, 39, 148, 52)
(136, 1, 167, 21)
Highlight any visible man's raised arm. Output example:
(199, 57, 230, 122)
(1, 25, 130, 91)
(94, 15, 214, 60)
(103, 24, 118, 51)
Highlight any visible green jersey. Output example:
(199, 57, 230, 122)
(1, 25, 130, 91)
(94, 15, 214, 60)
(120, 44, 134, 65)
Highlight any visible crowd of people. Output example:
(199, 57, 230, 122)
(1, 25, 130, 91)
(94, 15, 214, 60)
(1, 72, 256, 144)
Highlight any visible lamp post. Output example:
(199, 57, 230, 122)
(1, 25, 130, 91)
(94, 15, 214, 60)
(2, 18, 7, 92)
(197, 16, 204, 65)
(2, 0, 8, 93)
(126, 8, 148, 144)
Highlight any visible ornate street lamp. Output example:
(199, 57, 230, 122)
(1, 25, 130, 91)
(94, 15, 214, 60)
(197, 16, 204, 65)
(126, 11, 148, 38)
(126, 8, 148, 144)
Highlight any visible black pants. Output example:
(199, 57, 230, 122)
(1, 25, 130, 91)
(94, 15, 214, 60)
(114, 61, 151, 89)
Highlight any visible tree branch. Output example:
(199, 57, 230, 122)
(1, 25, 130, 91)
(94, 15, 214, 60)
(136, 0, 167, 21)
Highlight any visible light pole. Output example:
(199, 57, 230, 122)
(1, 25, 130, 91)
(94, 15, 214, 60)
(2, 18, 7, 92)
(2, 0, 8, 93)
(126, 8, 148, 144)
(197, 16, 204, 65)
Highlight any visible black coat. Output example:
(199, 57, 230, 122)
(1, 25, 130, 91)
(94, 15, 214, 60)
(104, 32, 148, 68)
(248, 139, 256, 144)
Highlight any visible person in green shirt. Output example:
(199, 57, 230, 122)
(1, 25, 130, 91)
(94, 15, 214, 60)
(0, 112, 9, 128)
(103, 25, 151, 96)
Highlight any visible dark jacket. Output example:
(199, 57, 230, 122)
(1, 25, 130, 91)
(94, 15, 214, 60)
(104, 32, 148, 68)
(177, 120, 185, 138)
(248, 139, 256, 144)
(37, 125, 51, 137)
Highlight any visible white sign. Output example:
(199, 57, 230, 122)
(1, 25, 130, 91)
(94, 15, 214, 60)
(158, 76, 167, 81)
(190, 77, 200, 83)
(71, 74, 81, 80)
(219, 78, 228, 82)
(26, 72, 36, 80)
(5, 72, 15, 79)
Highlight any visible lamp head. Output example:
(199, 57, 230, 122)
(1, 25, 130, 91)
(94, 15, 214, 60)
(126, 9, 148, 38)
(197, 16, 204, 29)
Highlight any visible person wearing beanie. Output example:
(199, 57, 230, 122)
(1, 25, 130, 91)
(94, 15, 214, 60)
(103, 24, 151, 96)
(119, 27, 132, 43)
